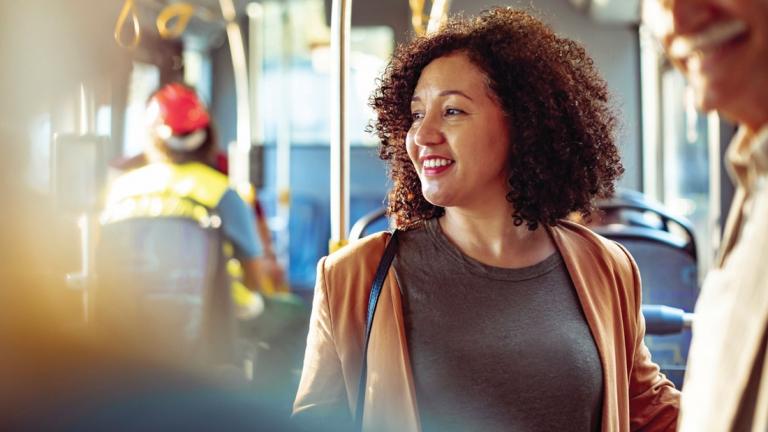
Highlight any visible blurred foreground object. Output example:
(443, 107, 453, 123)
(646, 0, 768, 430)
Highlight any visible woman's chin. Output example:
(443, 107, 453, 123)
(422, 190, 452, 209)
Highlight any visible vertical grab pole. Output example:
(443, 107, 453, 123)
(219, 0, 251, 188)
(426, 0, 450, 34)
(275, 6, 292, 275)
(79, 83, 97, 324)
(329, 0, 352, 253)
(247, 3, 264, 148)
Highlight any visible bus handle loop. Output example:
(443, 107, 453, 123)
(156, 3, 196, 39)
(114, 0, 140, 49)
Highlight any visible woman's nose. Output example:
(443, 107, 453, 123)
(413, 114, 445, 147)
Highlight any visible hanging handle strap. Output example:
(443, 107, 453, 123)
(114, 0, 140, 49)
(354, 230, 399, 431)
(156, 3, 195, 39)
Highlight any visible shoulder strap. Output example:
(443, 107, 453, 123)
(354, 229, 399, 431)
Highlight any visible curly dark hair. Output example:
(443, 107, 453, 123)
(370, 7, 623, 230)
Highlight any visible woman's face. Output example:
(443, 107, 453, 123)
(406, 52, 511, 211)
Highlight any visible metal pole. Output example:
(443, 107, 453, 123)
(329, 0, 351, 253)
(219, 0, 251, 188)
(247, 3, 264, 147)
(426, 0, 450, 34)
(78, 82, 97, 323)
(275, 6, 292, 267)
(639, 25, 663, 201)
(80, 82, 96, 323)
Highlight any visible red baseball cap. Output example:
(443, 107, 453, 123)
(147, 83, 210, 135)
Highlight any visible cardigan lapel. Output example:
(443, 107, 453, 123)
(363, 267, 421, 431)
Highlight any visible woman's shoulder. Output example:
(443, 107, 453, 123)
(322, 231, 392, 272)
(316, 231, 394, 308)
(554, 220, 641, 312)
(553, 219, 636, 271)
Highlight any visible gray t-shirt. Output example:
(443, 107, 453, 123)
(393, 218, 603, 432)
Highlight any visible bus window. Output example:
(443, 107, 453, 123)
(123, 62, 161, 157)
(640, 23, 725, 277)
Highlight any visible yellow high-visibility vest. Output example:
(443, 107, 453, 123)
(104, 161, 229, 223)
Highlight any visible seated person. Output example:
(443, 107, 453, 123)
(104, 83, 265, 314)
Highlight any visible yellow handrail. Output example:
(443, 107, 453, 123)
(409, 0, 426, 36)
(409, 0, 451, 37)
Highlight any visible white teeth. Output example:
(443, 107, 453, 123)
(423, 158, 453, 168)
(669, 20, 748, 59)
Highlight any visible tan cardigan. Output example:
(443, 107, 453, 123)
(294, 220, 679, 431)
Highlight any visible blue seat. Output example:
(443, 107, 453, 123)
(96, 212, 235, 366)
(350, 207, 388, 241)
(259, 192, 387, 291)
(593, 190, 699, 388)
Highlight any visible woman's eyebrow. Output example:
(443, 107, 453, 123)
(411, 90, 474, 103)
(439, 90, 473, 101)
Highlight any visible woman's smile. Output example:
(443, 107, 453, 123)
(420, 155, 455, 176)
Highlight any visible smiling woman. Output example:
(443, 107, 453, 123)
(293, 7, 679, 432)
(372, 8, 624, 232)
(404, 53, 512, 214)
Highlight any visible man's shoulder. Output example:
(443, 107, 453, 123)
(179, 162, 229, 185)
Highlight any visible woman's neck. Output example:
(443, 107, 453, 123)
(439, 206, 556, 269)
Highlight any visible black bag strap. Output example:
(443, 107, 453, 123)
(354, 229, 399, 431)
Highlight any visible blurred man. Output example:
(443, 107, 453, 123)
(100, 83, 268, 363)
(106, 83, 266, 295)
(648, 0, 768, 430)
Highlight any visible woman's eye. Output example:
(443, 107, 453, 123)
(411, 112, 425, 122)
(445, 108, 464, 116)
